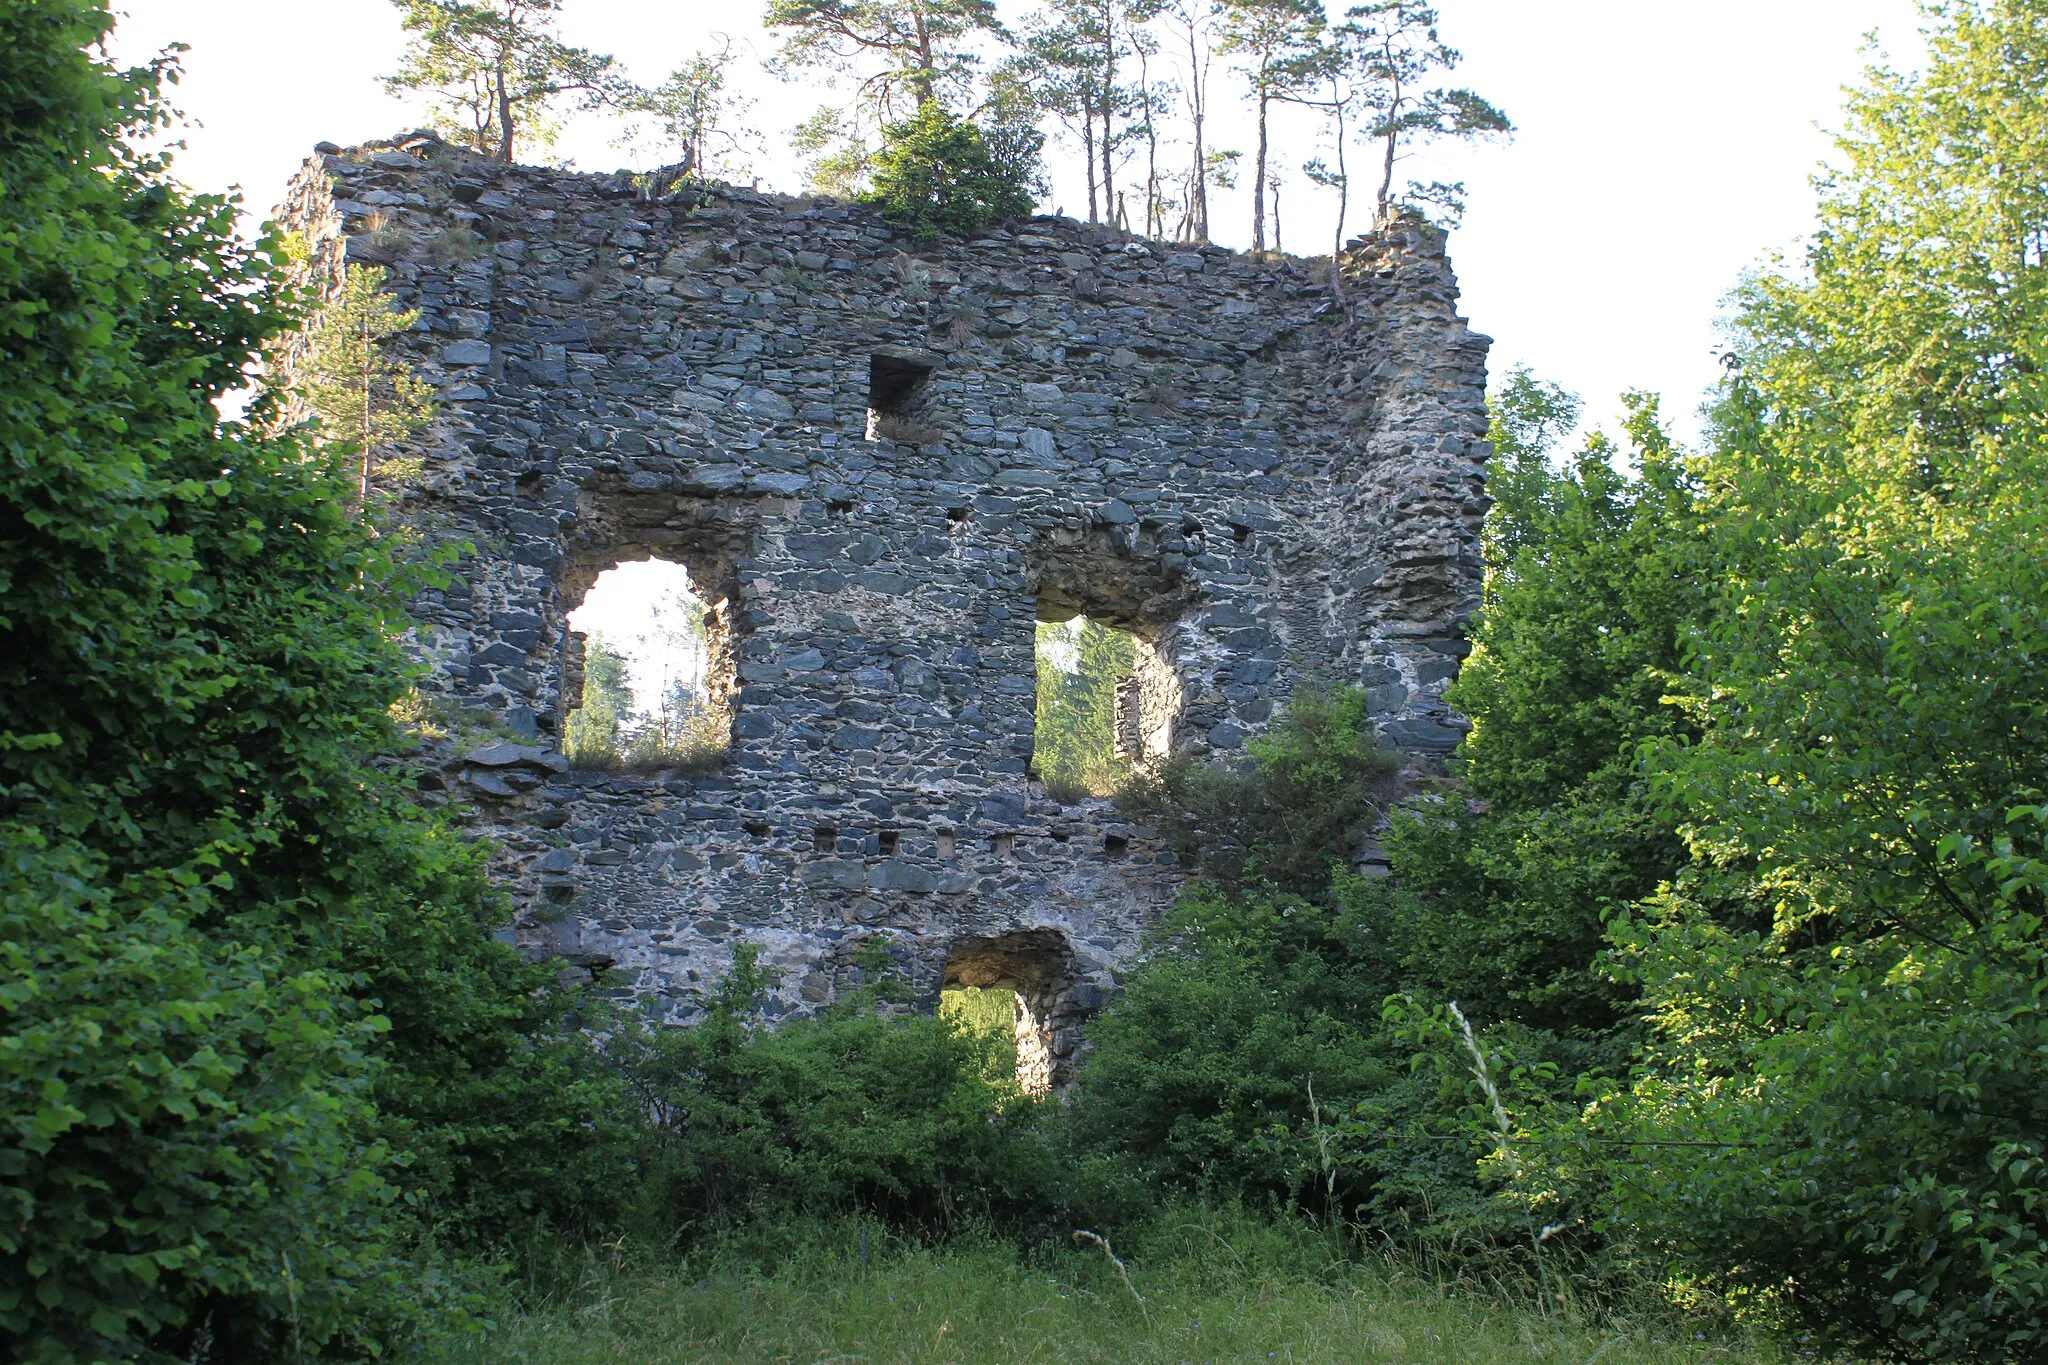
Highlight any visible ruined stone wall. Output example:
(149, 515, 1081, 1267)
(277, 133, 1491, 1084)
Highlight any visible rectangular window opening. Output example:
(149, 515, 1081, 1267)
(866, 352, 939, 444)
(990, 832, 1015, 859)
(813, 825, 838, 854)
(935, 828, 957, 859)
(1103, 834, 1129, 857)
(877, 830, 901, 856)
(743, 821, 771, 839)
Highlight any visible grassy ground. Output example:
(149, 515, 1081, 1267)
(467, 1217, 1791, 1364)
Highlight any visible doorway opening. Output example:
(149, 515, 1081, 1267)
(940, 929, 1076, 1095)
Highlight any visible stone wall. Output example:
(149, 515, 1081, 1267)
(276, 132, 1492, 1085)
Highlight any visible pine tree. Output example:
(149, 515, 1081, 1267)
(385, 0, 631, 162)
(295, 264, 437, 507)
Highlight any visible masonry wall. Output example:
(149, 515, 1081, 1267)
(278, 133, 1492, 1082)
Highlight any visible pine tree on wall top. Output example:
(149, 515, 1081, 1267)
(385, 0, 632, 162)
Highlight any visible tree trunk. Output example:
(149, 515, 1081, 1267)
(1252, 85, 1270, 252)
(1331, 85, 1349, 298)
(496, 65, 515, 162)
(1099, 6, 1117, 227)
(913, 13, 936, 108)
(1185, 19, 1208, 243)
(1082, 117, 1099, 222)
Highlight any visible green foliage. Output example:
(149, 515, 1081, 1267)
(764, 0, 1004, 117)
(602, 945, 1051, 1232)
(385, 0, 631, 162)
(0, 9, 629, 1356)
(1330, 1, 1511, 222)
(1120, 684, 1402, 895)
(295, 263, 437, 506)
(1595, 3, 2048, 1357)
(864, 100, 1041, 238)
(1377, 376, 1703, 1033)
(632, 38, 757, 181)
(1032, 617, 1134, 801)
(564, 632, 631, 768)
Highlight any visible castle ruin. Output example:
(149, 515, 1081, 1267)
(278, 133, 1493, 1088)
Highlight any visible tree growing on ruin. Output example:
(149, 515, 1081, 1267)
(1218, 0, 1323, 252)
(1158, 0, 1221, 242)
(634, 35, 760, 181)
(295, 265, 437, 507)
(865, 100, 1041, 237)
(1341, 0, 1510, 223)
(764, 0, 1007, 121)
(385, 0, 632, 162)
(1010, 0, 1156, 227)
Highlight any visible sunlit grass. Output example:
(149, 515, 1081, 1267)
(466, 1217, 1794, 1364)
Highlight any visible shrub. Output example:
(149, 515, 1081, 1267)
(865, 101, 1039, 239)
(603, 945, 1054, 1233)
(1118, 684, 1403, 895)
(0, 8, 630, 1356)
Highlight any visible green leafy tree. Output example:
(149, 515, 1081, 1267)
(1217, 0, 1323, 251)
(1010, 0, 1152, 226)
(564, 631, 632, 767)
(1032, 617, 1134, 799)
(1601, 3, 2048, 1356)
(765, 0, 1005, 120)
(295, 263, 437, 506)
(0, 8, 629, 1356)
(864, 99, 1040, 237)
(792, 105, 875, 196)
(385, 0, 632, 162)
(1381, 377, 1703, 1034)
(1338, 0, 1510, 223)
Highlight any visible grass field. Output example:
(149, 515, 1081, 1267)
(466, 1216, 1795, 1364)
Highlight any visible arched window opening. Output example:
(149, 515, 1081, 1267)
(563, 558, 728, 772)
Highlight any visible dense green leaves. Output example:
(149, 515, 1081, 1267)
(865, 100, 1042, 237)
(0, 7, 627, 1357)
(1594, 3, 2048, 1357)
(603, 947, 1050, 1231)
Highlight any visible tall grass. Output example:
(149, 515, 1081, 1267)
(463, 1211, 1793, 1364)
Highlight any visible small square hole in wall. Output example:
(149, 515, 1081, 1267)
(744, 821, 771, 839)
(813, 826, 838, 854)
(877, 830, 900, 856)
(947, 506, 971, 526)
(935, 828, 957, 858)
(828, 499, 857, 520)
(1103, 834, 1129, 857)
(866, 352, 939, 443)
(989, 832, 1015, 859)
(1230, 522, 1253, 544)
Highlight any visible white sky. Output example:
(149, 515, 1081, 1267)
(114, 0, 1925, 442)
(567, 559, 706, 713)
